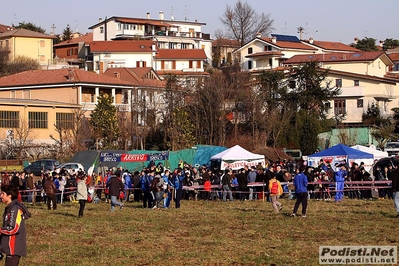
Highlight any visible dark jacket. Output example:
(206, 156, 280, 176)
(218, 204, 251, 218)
(236, 173, 248, 189)
(44, 178, 56, 195)
(107, 176, 124, 197)
(391, 167, 399, 192)
(0, 200, 31, 257)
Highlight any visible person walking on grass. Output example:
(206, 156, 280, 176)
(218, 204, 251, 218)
(106, 174, 124, 212)
(291, 165, 308, 218)
(76, 175, 88, 218)
(0, 184, 31, 266)
(390, 163, 399, 217)
(334, 163, 347, 202)
(222, 169, 234, 202)
(44, 174, 57, 211)
(268, 175, 283, 213)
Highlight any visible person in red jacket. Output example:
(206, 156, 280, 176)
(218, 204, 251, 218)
(0, 184, 31, 265)
(203, 177, 212, 200)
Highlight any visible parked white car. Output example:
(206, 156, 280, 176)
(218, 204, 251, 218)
(55, 163, 85, 175)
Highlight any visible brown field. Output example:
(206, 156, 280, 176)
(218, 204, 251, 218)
(17, 197, 399, 266)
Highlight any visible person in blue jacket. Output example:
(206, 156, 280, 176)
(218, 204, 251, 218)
(334, 163, 347, 202)
(291, 165, 309, 218)
(123, 171, 132, 202)
(173, 168, 185, 208)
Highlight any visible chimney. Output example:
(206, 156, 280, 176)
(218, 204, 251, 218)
(309, 37, 314, 44)
(380, 40, 384, 47)
(146, 12, 150, 19)
(354, 37, 358, 44)
(99, 18, 103, 22)
(159, 11, 164, 20)
(271, 36, 277, 44)
(67, 69, 74, 81)
(114, 72, 120, 79)
(256, 32, 261, 38)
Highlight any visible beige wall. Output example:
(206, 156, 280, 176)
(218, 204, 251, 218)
(0, 86, 79, 104)
(8, 37, 53, 65)
(323, 58, 388, 77)
(0, 103, 76, 145)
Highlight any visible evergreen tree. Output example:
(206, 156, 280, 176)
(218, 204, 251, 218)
(13, 21, 46, 34)
(62, 24, 73, 41)
(90, 93, 120, 149)
(353, 37, 378, 52)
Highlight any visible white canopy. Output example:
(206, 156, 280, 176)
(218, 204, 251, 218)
(351, 145, 388, 160)
(210, 145, 265, 170)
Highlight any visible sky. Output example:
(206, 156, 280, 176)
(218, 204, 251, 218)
(1, 0, 398, 45)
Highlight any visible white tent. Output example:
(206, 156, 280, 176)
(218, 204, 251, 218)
(351, 145, 388, 160)
(210, 145, 265, 170)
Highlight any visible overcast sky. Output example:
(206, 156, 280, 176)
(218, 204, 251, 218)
(1, 0, 398, 44)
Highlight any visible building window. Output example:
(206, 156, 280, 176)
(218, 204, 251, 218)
(336, 79, 342, 87)
(189, 60, 193, 68)
(117, 23, 121, 31)
(29, 112, 48, 129)
(334, 100, 346, 115)
(196, 60, 201, 68)
(354, 80, 360, 86)
(248, 47, 253, 54)
(122, 90, 129, 104)
(324, 102, 331, 109)
(10, 91, 16, 98)
(39, 55, 45, 62)
(269, 58, 272, 67)
(56, 113, 74, 129)
(40, 40, 45, 47)
(248, 61, 252, 70)
(100, 27, 104, 33)
(0, 111, 19, 128)
(357, 99, 363, 108)
(74, 48, 78, 55)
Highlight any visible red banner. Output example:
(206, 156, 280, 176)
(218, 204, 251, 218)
(121, 154, 148, 162)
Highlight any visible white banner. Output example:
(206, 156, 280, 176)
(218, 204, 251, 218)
(221, 159, 265, 170)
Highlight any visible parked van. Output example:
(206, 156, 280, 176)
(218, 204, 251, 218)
(384, 142, 399, 156)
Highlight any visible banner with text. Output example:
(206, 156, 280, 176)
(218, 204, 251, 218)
(100, 152, 168, 163)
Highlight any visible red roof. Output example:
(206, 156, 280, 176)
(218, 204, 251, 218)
(87, 40, 154, 53)
(0, 24, 13, 33)
(102, 67, 165, 88)
(0, 28, 55, 39)
(246, 51, 284, 58)
(0, 68, 132, 87)
(156, 49, 206, 60)
(303, 40, 361, 52)
(259, 37, 317, 51)
(388, 53, 399, 62)
(212, 38, 240, 47)
(284, 51, 386, 64)
(54, 33, 93, 47)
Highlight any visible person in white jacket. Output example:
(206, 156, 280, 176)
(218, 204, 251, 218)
(76, 175, 88, 218)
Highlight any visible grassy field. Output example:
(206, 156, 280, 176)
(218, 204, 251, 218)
(19, 197, 399, 266)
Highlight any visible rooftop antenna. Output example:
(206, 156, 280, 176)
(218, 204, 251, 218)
(75, 20, 79, 33)
(12, 14, 19, 25)
(184, 5, 188, 21)
(171, 6, 175, 20)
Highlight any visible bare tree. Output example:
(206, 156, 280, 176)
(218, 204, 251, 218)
(220, 0, 274, 46)
(6, 119, 36, 160)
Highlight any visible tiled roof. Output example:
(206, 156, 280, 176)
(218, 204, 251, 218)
(0, 68, 133, 88)
(303, 40, 361, 52)
(89, 16, 206, 29)
(246, 51, 284, 58)
(259, 37, 317, 51)
(387, 53, 399, 62)
(0, 28, 56, 39)
(284, 51, 386, 64)
(327, 69, 396, 84)
(116, 18, 175, 27)
(0, 98, 80, 107)
(0, 24, 13, 33)
(102, 67, 165, 88)
(212, 38, 240, 47)
(156, 49, 206, 59)
(87, 40, 154, 53)
(54, 33, 93, 47)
